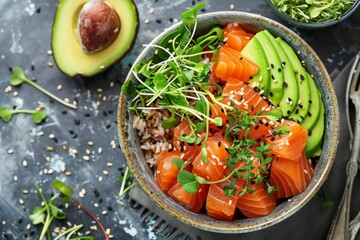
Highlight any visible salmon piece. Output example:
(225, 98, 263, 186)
(155, 151, 186, 192)
(173, 120, 201, 162)
(271, 156, 304, 197)
(223, 25, 254, 51)
(192, 136, 231, 181)
(213, 47, 258, 82)
(237, 182, 277, 218)
(206, 179, 244, 221)
(267, 120, 308, 161)
(301, 152, 314, 186)
(167, 181, 209, 213)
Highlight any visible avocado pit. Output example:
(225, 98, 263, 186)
(78, 0, 121, 53)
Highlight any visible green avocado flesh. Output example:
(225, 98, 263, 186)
(253, 31, 284, 106)
(52, 0, 138, 77)
(241, 36, 270, 95)
(263, 30, 298, 117)
(241, 30, 324, 156)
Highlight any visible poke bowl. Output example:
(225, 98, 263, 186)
(118, 6, 339, 233)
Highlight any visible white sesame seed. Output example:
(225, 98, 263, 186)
(26, 224, 31, 230)
(5, 85, 12, 93)
(18, 198, 24, 205)
(228, 200, 233, 205)
(22, 160, 28, 167)
(98, 147, 103, 154)
(94, 203, 99, 208)
(65, 171, 72, 176)
(229, 4, 235, 9)
(13, 91, 18, 96)
(82, 156, 90, 161)
(7, 148, 14, 154)
(102, 210, 108, 215)
(13, 175, 18, 182)
(47, 62, 53, 67)
(148, 7, 154, 14)
(103, 170, 109, 175)
(144, 19, 150, 24)
(98, 176, 103, 182)
(106, 162, 113, 167)
(88, 141, 94, 146)
(86, 149, 91, 155)
(57, 85, 62, 91)
(47, 50, 53, 55)
(22, 189, 29, 194)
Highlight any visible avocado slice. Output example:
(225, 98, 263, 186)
(52, 0, 138, 77)
(305, 99, 325, 157)
(241, 36, 270, 95)
(264, 30, 298, 117)
(253, 31, 284, 106)
(300, 72, 321, 131)
(277, 37, 310, 124)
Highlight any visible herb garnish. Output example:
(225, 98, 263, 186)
(0, 106, 46, 124)
(30, 180, 108, 240)
(10, 67, 77, 109)
(118, 166, 137, 197)
(270, 0, 356, 23)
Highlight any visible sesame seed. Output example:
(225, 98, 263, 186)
(99, 65, 105, 70)
(98, 147, 103, 154)
(22, 160, 28, 167)
(94, 203, 99, 208)
(26, 224, 31, 230)
(47, 62, 53, 67)
(98, 176, 103, 182)
(229, 3, 235, 9)
(13, 91, 18, 96)
(22, 189, 29, 195)
(102, 210, 108, 215)
(88, 141, 94, 146)
(7, 148, 14, 154)
(47, 50, 53, 55)
(18, 198, 24, 205)
(46, 146, 54, 152)
(13, 175, 18, 182)
(228, 200, 233, 205)
(64, 98, 70, 103)
(144, 19, 150, 24)
(86, 149, 91, 155)
(106, 162, 113, 167)
(57, 84, 62, 90)
(5, 85, 12, 93)
(103, 170, 109, 175)
(82, 156, 90, 161)
(65, 171, 72, 176)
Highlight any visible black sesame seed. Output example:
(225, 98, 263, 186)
(271, 137, 275, 141)
(295, 109, 299, 114)
(182, 133, 186, 137)
(221, 108, 225, 113)
(254, 125, 259, 130)
(300, 74, 305, 81)
(281, 61, 286, 67)
(284, 82, 288, 88)
(180, 141, 185, 147)
(148, 116, 153, 120)
(74, 119, 81, 125)
(94, 189, 100, 198)
(240, 57, 243, 60)
(249, 76, 253, 79)
(308, 112, 312, 117)
(309, 100, 312, 104)
(218, 141, 221, 147)
(299, 104, 303, 109)
(156, 19, 162, 24)
(287, 110, 291, 114)
(271, 75, 275, 80)
(270, 92, 273, 97)
(308, 130, 312, 136)
(271, 63, 274, 69)
(278, 68, 281, 72)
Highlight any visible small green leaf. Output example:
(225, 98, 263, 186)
(121, 80, 136, 96)
(265, 108, 283, 122)
(53, 180, 73, 197)
(162, 118, 179, 129)
(0, 107, 12, 123)
(321, 200, 335, 208)
(29, 206, 46, 225)
(49, 197, 67, 219)
(10, 66, 27, 86)
(171, 158, 184, 169)
(195, 96, 207, 115)
(212, 117, 223, 126)
(177, 170, 199, 194)
(194, 174, 206, 184)
(32, 110, 47, 124)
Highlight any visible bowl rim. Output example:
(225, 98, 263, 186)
(266, 0, 360, 29)
(117, 11, 339, 233)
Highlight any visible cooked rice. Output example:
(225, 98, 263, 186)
(133, 109, 173, 168)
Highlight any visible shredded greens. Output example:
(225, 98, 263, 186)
(270, 0, 356, 23)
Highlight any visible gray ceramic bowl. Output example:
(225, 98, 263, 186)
(267, 0, 360, 29)
(118, 12, 339, 233)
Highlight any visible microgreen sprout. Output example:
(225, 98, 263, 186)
(10, 66, 77, 109)
(270, 0, 356, 23)
(118, 166, 138, 197)
(0, 106, 46, 124)
(30, 180, 108, 240)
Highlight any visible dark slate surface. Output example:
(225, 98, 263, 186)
(0, 0, 359, 239)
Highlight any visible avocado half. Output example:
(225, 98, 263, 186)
(51, 0, 138, 77)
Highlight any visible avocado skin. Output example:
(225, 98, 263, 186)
(263, 30, 298, 117)
(305, 100, 325, 157)
(52, 0, 138, 77)
(241, 36, 270, 95)
(253, 31, 284, 106)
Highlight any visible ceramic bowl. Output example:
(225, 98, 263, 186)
(117, 11, 339, 233)
(267, 0, 360, 29)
